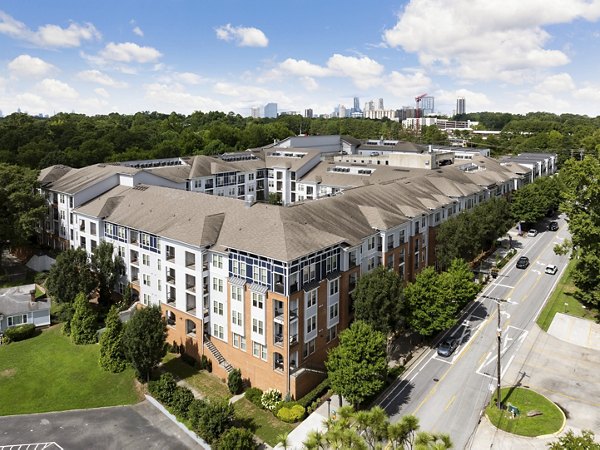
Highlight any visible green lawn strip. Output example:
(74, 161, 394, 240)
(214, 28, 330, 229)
(161, 354, 231, 402)
(486, 387, 563, 437)
(234, 398, 297, 447)
(537, 259, 598, 331)
(0, 325, 140, 416)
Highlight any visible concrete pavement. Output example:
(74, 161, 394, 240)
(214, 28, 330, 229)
(548, 313, 600, 350)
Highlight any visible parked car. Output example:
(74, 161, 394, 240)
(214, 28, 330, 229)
(527, 229, 538, 237)
(548, 221, 559, 231)
(545, 264, 558, 275)
(437, 338, 459, 357)
(516, 256, 530, 269)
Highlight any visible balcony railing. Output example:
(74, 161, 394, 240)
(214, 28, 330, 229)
(166, 274, 176, 284)
(290, 334, 298, 345)
(274, 334, 284, 347)
(274, 282, 285, 294)
(186, 283, 196, 292)
(166, 296, 176, 305)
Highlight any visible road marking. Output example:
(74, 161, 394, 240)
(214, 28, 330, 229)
(493, 283, 514, 289)
(479, 351, 491, 365)
(444, 394, 456, 411)
(0, 443, 64, 450)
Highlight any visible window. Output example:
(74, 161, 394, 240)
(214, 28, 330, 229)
(213, 324, 224, 339)
(91, 240, 97, 251)
(329, 278, 339, 296)
(253, 265, 267, 283)
(231, 310, 243, 326)
(213, 300, 224, 315)
(7, 314, 27, 327)
(90, 222, 97, 235)
(118, 246, 125, 258)
(252, 342, 267, 361)
(367, 236, 376, 251)
(158, 280, 162, 291)
(186, 319, 196, 336)
(142, 254, 150, 266)
(399, 230, 405, 244)
(143, 294, 150, 305)
(252, 318, 264, 335)
(260, 267, 267, 284)
(329, 303, 339, 321)
(306, 315, 316, 334)
(157, 259, 161, 270)
(231, 286, 242, 302)
(327, 325, 338, 342)
(367, 257, 376, 271)
(303, 339, 316, 358)
(233, 333, 241, 348)
(143, 274, 151, 287)
(252, 292, 264, 309)
(212, 277, 224, 292)
(306, 289, 317, 309)
(212, 254, 223, 269)
(326, 255, 337, 273)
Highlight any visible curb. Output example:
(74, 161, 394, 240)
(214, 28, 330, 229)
(144, 394, 211, 449)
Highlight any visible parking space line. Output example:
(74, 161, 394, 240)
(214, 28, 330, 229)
(0, 443, 63, 450)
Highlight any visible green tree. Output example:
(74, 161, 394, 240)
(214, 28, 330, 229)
(326, 321, 387, 408)
(439, 259, 480, 309)
(70, 292, 98, 345)
(547, 429, 599, 450)
(99, 306, 126, 372)
(510, 176, 561, 225)
(352, 266, 404, 339)
(0, 164, 46, 267)
(404, 267, 458, 337)
(46, 248, 96, 304)
(215, 427, 257, 450)
(227, 368, 243, 395)
(192, 399, 235, 444)
(91, 241, 124, 307)
(122, 305, 167, 381)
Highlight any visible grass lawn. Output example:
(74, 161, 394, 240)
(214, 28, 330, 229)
(161, 353, 231, 402)
(0, 325, 141, 416)
(234, 398, 297, 447)
(537, 259, 599, 331)
(486, 387, 563, 436)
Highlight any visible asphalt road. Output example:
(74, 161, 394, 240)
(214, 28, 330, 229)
(378, 217, 571, 449)
(0, 401, 202, 449)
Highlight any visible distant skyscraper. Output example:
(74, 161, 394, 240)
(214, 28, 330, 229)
(456, 97, 466, 115)
(250, 107, 260, 118)
(353, 96, 361, 112)
(264, 102, 278, 118)
(377, 98, 384, 110)
(338, 105, 347, 118)
(304, 108, 313, 119)
(422, 96, 435, 115)
(364, 100, 375, 112)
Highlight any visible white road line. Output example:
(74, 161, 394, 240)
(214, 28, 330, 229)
(492, 283, 514, 289)
(0, 444, 63, 450)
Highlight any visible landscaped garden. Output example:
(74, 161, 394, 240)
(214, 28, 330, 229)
(486, 387, 564, 436)
(537, 259, 599, 331)
(0, 325, 141, 416)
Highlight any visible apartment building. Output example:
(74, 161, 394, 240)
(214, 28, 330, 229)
(37, 136, 557, 399)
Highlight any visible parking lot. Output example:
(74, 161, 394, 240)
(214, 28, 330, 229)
(0, 401, 202, 449)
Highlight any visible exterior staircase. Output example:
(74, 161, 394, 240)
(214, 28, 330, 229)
(204, 338, 234, 373)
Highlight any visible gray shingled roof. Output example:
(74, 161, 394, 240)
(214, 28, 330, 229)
(0, 284, 50, 315)
(43, 164, 139, 194)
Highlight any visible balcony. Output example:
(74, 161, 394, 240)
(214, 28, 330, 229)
(166, 295, 176, 305)
(274, 334, 284, 347)
(289, 334, 298, 346)
(274, 282, 285, 295)
(167, 275, 176, 285)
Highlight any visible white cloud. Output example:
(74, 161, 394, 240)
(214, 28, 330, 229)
(144, 82, 224, 113)
(173, 72, 205, 85)
(94, 87, 109, 98)
(535, 73, 576, 93)
(12, 92, 48, 113)
(35, 78, 79, 99)
(300, 76, 319, 91)
(573, 83, 600, 103)
(385, 70, 432, 99)
(133, 26, 144, 37)
(435, 88, 492, 113)
(381, 0, 600, 82)
(215, 24, 268, 47)
(77, 69, 127, 88)
(8, 54, 56, 78)
(279, 58, 331, 77)
(98, 42, 162, 63)
(0, 10, 100, 48)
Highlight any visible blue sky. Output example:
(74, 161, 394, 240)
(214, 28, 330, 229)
(1, 0, 600, 117)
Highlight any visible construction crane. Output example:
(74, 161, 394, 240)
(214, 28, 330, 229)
(415, 93, 428, 136)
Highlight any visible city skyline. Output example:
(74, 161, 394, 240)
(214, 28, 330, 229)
(1, 1, 600, 117)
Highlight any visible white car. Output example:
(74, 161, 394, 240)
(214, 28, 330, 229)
(545, 264, 558, 275)
(527, 229, 539, 237)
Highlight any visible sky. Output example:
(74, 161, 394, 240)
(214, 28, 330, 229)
(1, 0, 600, 118)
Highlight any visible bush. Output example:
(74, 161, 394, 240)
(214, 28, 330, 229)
(148, 373, 178, 406)
(298, 377, 329, 408)
(261, 388, 282, 411)
(4, 323, 35, 342)
(273, 400, 300, 416)
(192, 400, 235, 444)
(215, 427, 257, 450)
(188, 399, 207, 430)
(171, 386, 195, 418)
(181, 353, 198, 368)
(228, 368, 242, 395)
(245, 387, 263, 408)
(99, 306, 126, 373)
(277, 404, 305, 423)
(70, 292, 97, 345)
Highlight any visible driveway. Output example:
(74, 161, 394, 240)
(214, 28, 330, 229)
(0, 401, 203, 449)
(470, 324, 600, 448)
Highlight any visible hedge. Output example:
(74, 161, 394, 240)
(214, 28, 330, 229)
(277, 404, 305, 423)
(298, 377, 329, 408)
(244, 387, 263, 408)
(4, 323, 36, 342)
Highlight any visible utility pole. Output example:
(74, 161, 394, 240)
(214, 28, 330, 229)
(496, 300, 502, 410)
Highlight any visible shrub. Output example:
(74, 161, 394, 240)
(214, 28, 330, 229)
(4, 323, 35, 342)
(188, 398, 207, 430)
(277, 404, 305, 423)
(99, 306, 126, 373)
(181, 353, 198, 368)
(228, 368, 242, 395)
(245, 387, 263, 408)
(171, 386, 195, 418)
(298, 377, 329, 408)
(261, 388, 282, 411)
(273, 400, 300, 416)
(215, 427, 257, 450)
(148, 373, 178, 406)
(193, 399, 235, 444)
(70, 292, 97, 345)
